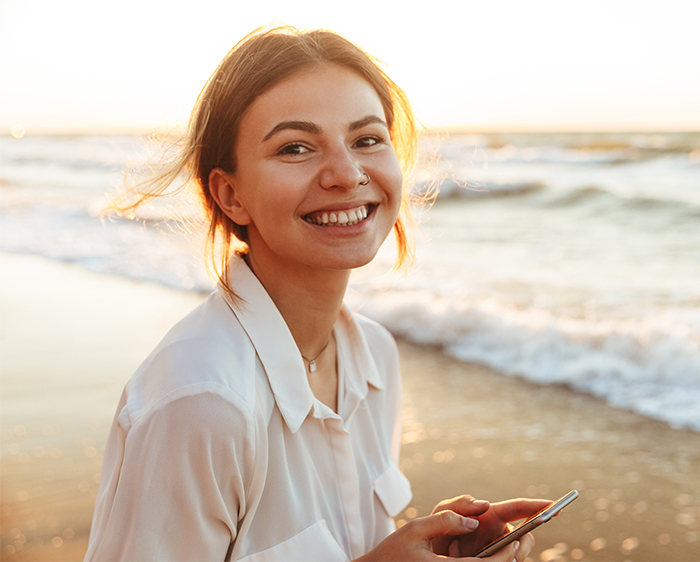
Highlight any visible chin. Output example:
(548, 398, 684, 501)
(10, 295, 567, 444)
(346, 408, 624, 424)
(311, 248, 380, 272)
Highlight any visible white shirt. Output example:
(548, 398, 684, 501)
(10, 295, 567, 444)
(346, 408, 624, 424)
(85, 257, 412, 562)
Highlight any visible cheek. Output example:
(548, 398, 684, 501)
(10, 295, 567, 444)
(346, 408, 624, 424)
(245, 169, 303, 218)
(383, 159, 405, 216)
(263, 183, 298, 208)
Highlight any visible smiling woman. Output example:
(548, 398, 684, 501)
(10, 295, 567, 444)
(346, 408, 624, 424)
(85, 25, 550, 562)
(112, 26, 416, 298)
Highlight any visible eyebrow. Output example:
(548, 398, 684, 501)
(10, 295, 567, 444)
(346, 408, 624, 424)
(262, 121, 320, 142)
(261, 115, 388, 143)
(349, 115, 388, 131)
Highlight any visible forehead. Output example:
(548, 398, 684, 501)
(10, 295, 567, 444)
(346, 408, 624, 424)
(240, 64, 387, 138)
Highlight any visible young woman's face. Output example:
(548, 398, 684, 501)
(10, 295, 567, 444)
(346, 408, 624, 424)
(227, 64, 403, 274)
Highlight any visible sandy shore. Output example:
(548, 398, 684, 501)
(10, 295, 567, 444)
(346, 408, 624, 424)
(2, 254, 699, 561)
(396, 342, 700, 561)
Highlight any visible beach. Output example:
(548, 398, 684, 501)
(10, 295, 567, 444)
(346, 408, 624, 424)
(397, 342, 700, 561)
(1, 253, 699, 561)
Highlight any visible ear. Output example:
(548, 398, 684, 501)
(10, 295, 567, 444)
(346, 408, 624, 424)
(208, 168, 253, 226)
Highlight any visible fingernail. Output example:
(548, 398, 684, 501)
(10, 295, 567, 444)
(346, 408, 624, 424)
(472, 499, 489, 507)
(511, 541, 520, 562)
(463, 517, 479, 530)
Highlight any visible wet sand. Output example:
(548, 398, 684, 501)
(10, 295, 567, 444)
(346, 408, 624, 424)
(2, 253, 699, 561)
(396, 342, 700, 561)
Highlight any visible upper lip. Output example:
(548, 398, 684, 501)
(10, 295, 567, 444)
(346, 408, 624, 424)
(302, 200, 376, 215)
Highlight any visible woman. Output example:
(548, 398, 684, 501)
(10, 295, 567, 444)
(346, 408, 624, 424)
(85, 26, 548, 561)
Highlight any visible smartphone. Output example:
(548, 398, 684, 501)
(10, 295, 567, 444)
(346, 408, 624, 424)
(474, 490, 579, 558)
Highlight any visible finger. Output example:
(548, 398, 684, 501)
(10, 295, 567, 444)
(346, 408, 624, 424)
(514, 533, 535, 562)
(490, 498, 552, 523)
(448, 539, 460, 558)
(432, 495, 490, 517)
(407, 510, 479, 541)
(481, 540, 520, 562)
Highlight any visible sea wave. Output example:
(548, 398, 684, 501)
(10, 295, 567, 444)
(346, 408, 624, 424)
(346, 287, 700, 432)
(539, 184, 700, 219)
(411, 178, 546, 199)
(0, 204, 211, 293)
(415, 168, 700, 226)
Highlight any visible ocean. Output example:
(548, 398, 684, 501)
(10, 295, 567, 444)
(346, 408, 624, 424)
(2, 132, 699, 432)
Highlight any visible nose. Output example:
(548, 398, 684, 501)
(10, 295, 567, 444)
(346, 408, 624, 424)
(318, 145, 365, 190)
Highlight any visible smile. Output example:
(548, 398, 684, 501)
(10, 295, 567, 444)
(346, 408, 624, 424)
(303, 204, 371, 227)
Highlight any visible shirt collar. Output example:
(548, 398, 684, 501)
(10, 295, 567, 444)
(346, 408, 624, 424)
(221, 256, 314, 433)
(335, 307, 385, 391)
(221, 255, 385, 432)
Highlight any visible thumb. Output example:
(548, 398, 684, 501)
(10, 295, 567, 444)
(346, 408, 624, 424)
(411, 510, 480, 540)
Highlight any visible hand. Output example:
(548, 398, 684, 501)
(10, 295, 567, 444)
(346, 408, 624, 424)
(355, 509, 480, 561)
(429, 495, 489, 556)
(432, 495, 552, 560)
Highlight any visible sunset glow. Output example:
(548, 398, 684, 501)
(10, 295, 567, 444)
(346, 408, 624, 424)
(1, 0, 698, 133)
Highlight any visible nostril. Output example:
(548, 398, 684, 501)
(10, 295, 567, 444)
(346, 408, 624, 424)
(318, 157, 366, 190)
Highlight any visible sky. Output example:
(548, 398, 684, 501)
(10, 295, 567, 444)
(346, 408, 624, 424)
(1, 0, 699, 134)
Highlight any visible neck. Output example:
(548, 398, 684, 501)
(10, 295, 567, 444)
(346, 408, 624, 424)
(244, 251, 350, 358)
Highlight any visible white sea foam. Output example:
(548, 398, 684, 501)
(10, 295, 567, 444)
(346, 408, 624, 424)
(346, 286, 700, 431)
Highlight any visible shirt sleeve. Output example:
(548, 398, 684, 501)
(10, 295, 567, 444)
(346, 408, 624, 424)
(85, 389, 255, 562)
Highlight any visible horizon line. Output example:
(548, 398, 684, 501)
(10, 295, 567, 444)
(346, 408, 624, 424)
(3, 125, 700, 137)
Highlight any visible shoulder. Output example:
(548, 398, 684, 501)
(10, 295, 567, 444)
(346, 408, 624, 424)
(123, 290, 263, 428)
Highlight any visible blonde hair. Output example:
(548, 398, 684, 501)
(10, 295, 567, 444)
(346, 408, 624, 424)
(114, 25, 418, 297)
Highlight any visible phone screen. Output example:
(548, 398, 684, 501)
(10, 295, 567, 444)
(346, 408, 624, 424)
(475, 490, 579, 558)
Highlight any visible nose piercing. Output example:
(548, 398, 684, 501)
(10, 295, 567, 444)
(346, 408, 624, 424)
(359, 172, 370, 185)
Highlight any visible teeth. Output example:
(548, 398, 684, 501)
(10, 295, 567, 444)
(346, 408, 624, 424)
(305, 204, 370, 227)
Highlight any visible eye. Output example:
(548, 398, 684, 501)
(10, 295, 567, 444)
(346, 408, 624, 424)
(354, 135, 383, 149)
(276, 142, 310, 156)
